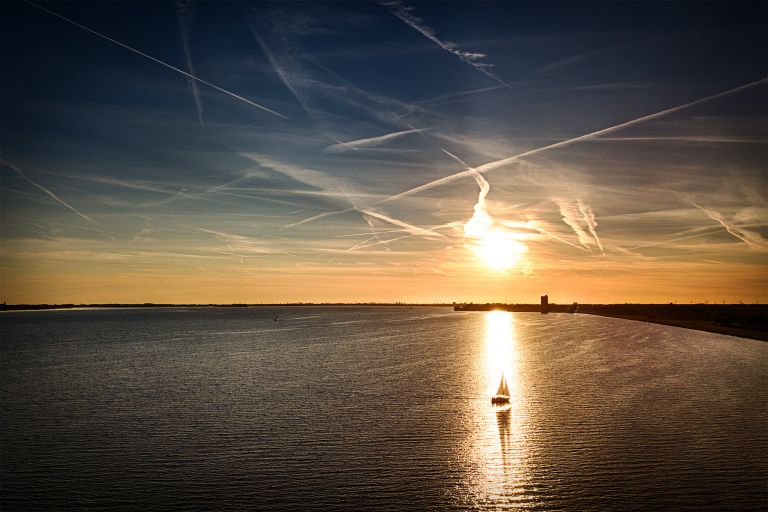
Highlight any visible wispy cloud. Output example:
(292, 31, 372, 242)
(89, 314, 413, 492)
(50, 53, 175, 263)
(308, 57, 437, 129)
(553, 198, 592, 249)
(26, 1, 286, 119)
(533, 39, 643, 75)
(578, 202, 604, 254)
(249, 25, 311, 114)
(552, 197, 603, 253)
(176, 0, 204, 126)
(248, 12, 437, 133)
(240, 153, 358, 204)
(1, 160, 94, 222)
(323, 128, 428, 153)
(380, 0, 508, 86)
(241, 154, 441, 240)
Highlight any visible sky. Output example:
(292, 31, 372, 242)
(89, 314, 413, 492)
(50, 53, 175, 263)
(1, 1, 766, 304)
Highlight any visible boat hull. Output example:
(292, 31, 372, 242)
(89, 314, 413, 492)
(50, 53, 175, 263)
(491, 395, 510, 404)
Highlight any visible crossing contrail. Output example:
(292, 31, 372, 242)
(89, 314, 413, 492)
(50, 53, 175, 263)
(379, 77, 768, 204)
(25, 1, 286, 119)
(1, 160, 94, 222)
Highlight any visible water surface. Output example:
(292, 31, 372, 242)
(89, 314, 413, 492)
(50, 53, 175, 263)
(1, 307, 766, 510)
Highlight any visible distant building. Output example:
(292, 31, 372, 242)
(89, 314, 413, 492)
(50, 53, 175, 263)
(541, 294, 548, 314)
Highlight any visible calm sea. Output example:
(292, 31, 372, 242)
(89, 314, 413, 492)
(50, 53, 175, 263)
(1, 307, 766, 511)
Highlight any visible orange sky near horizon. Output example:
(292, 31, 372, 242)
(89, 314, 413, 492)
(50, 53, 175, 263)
(3, 247, 765, 304)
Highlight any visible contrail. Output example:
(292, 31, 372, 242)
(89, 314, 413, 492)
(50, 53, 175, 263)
(323, 128, 429, 153)
(686, 200, 767, 249)
(379, 0, 508, 87)
(208, 190, 306, 208)
(347, 235, 378, 251)
(284, 208, 356, 228)
(321, 133, 359, 153)
(336, 227, 425, 237)
(498, 219, 591, 252)
(25, 1, 286, 119)
(463, 171, 491, 238)
(347, 222, 455, 251)
(196, 227, 258, 243)
(417, 85, 506, 106)
(1, 160, 94, 222)
(362, 213, 383, 247)
(176, 0, 204, 126)
(359, 209, 447, 239)
(440, 148, 469, 167)
(596, 136, 767, 144)
(534, 226, 592, 252)
(348, 233, 414, 251)
(627, 230, 716, 250)
(380, 77, 768, 204)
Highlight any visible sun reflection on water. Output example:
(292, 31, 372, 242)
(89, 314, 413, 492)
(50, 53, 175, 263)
(485, 310, 517, 396)
(471, 311, 531, 507)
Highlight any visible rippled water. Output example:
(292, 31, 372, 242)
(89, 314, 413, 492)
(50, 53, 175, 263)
(1, 307, 766, 510)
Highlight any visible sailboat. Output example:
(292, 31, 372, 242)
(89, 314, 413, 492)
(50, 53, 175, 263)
(491, 373, 511, 404)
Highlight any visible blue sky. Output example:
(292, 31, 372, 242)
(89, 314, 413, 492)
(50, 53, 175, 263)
(1, 1, 766, 303)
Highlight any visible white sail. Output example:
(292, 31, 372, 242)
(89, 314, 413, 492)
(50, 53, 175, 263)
(496, 373, 510, 396)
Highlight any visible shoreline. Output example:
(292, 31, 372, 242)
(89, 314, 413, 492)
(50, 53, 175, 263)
(454, 303, 767, 342)
(577, 312, 767, 342)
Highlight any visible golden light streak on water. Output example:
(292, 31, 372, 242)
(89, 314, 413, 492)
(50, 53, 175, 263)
(463, 311, 533, 507)
(485, 310, 517, 395)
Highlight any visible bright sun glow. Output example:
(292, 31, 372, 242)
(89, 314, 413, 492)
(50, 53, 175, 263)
(473, 230, 528, 272)
(462, 172, 530, 273)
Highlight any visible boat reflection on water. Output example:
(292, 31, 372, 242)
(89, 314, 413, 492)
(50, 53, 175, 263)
(495, 405, 513, 464)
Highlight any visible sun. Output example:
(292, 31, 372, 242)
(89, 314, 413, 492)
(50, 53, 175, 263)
(471, 229, 528, 272)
